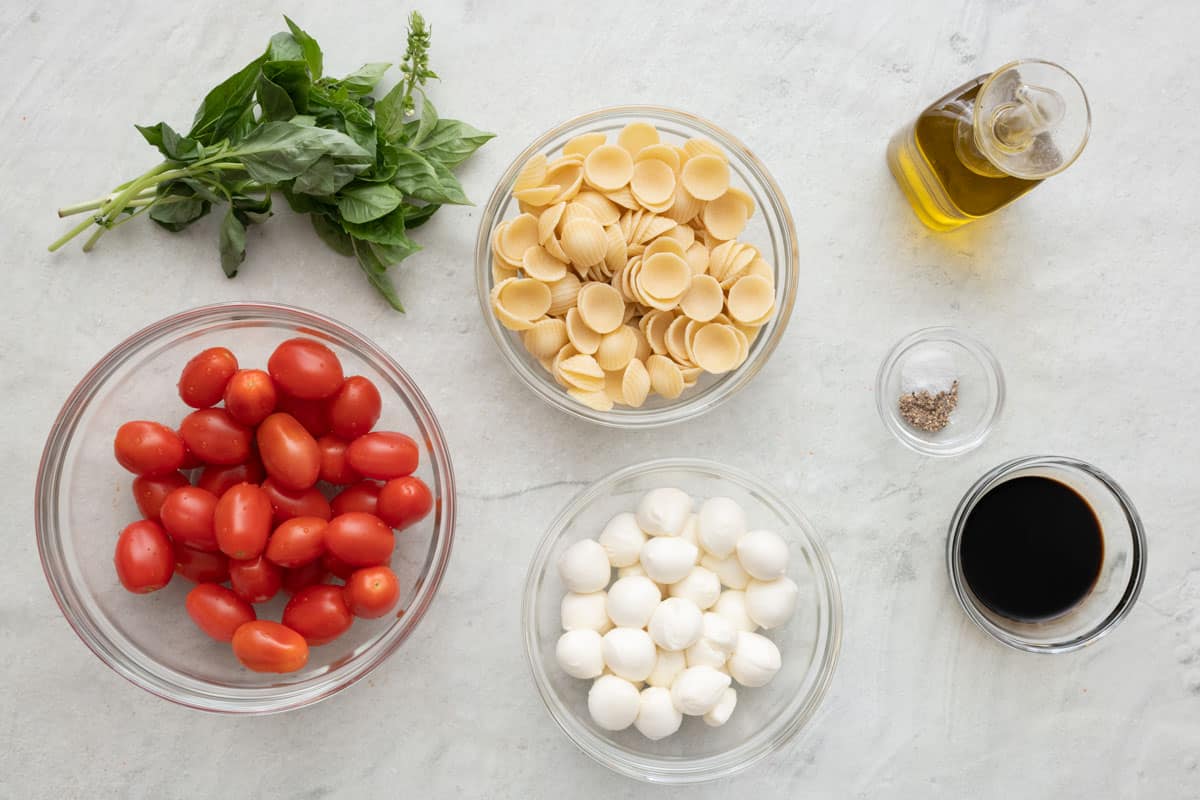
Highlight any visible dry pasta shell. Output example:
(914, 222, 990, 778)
(587, 261, 614, 282)
(523, 318, 569, 359)
(496, 277, 552, 321)
(604, 185, 639, 209)
(551, 343, 580, 386)
(719, 246, 759, 289)
(679, 365, 703, 387)
(635, 143, 681, 173)
(573, 191, 621, 226)
(491, 284, 537, 332)
(726, 275, 775, 325)
(746, 256, 773, 282)
(643, 236, 686, 259)
(576, 282, 625, 334)
(518, 200, 549, 216)
(646, 355, 684, 400)
(492, 261, 519, 284)
(513, 153, 548, 192)
(491, 222, 522, 270)
(499, 214, 540, 264)
(565, 307, 601, 354)
(683, 318, 705, 363)
(634, 214, 677, 245)
(691, 323, 741, 374)
(560, 201, 598, 231)
(684, 242, 710, 276)
(678, 274, 724, 322)
(617, 122, 660, 156)
(664, 315, 693, 365)
(594, 325, 638, 371)
(702, 191, 750, 241)
(631, 324, 652, 363)
(558, 354, 605, 393)
(729, 324, 750, 367)
(662, 223, 695, 249)
(560, 217, 608, 268)
(638, 252, 691, 303)
(630, 159, 676, 208)
(682, 137, 727, 162)
(663, 184, 705, 224)
(680, 154, 730, 201)
(642, 309, 674, 354)
(545, 160, 584, 203)
(603, 370, 628, 405)
(568, 387, 614, 412)
(619, 209, 640, 241)
(543, 232, 570, 264)
(620, 255, 643, 303)
(603, 225, 628, 273)
(583, 144, 635, 192)
(625, 243, 646, 259)
(514, 185, 561, 206)
(563, 132, 608, 159)
(621, 358, 651, 408)
(724, 186, 755, 218)
(522, 245, 568, 282)
(538, 202, 566, 244)
(707, 240, 744, 282)
(545, 272, 582, 316)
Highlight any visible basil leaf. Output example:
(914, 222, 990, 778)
(281, 185, 334, 215)
(232, 192, 272, 224)
(373, 80, 409, 143)
(401, 202, 440, 229)
(310, 213, 355, 256)
(149, 197, 209, 230)
(427, 159, 471, 205)
(219, 208, 247, 277)
(408, 118, 495, 168)
(339, 101, 377, 160)
(337, 182, 403, 223)
(340, 62, 391, 95)
(189, 54, 266, 145)
(135, 122, 203, 162)
(258, 60, 311, 119)
(257, 73, 297, 122)
(369, 239, 420, 267)
(230, 121, 371, 184)
(229, 106, 257, 143)
(411, 94, 437, 148)
(341, 206, 415, 246)
(284, 16, 323, 80)
(389, 147, 440, 196)
(175, 177, 225, 204)
(293, 155, 361, 195)
(267, 32, 303, 62)
(351, 237, 404, 311)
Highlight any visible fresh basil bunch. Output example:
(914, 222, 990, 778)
(49, 13, 493, 311)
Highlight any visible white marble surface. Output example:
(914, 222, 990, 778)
(2, 0, 1199, 796)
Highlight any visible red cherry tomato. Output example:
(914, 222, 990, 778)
(276, 394, 332, 438)
(344, 566, 401, 619)
(229, 555, 283, 604)
(322, 551, 358, 581)
(231, 621, 309, 673)
(256, 413, 321, 490)
(330, 481, 381, 516)
(179, 440, 204, 470)
(195, 458, 265, 497)
(329, 376, 382, 440)
(268, 338, 345, 400)
(114, 520, 174, 593)
(260, 478, 332, 524)
(214, 483, 273, 559)
(377, 476, 433, 531)
(323, 512, 394, 567)
(265, 516, 327, 567)
(179, 408, 252, 466)
(114, 421, 186, 476)
(317, 435, 361, 485)
(131, 471, 189, 520)
(159, 486, 219, 551)
(178, 347, 239, 409)
(281, 561, 328, 594)
(223, 368, 277, 426)
(345, 432, 420, 480)
(174, 542, 230, 583)
(185, 583, 256, 642)
(282, 584, 354, 645)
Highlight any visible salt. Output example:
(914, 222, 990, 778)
(900, 348, 957, 395)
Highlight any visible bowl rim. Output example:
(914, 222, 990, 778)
(521, 457, 843, 783)
(34, 301, 456, 713)
(945, 455, 1147, 653)
(475, 104, 800, 429)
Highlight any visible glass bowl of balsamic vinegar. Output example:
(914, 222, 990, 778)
(947, 456, 1147, 653)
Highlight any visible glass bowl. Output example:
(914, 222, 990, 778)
(947, 456, 1146, 653)
(522, 458, 842, 783)
(876, 326, 1004, 457)
(475, 106, 799, 428)
(35, 302, 456, 713)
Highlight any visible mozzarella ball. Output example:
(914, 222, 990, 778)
(736, 529, 789, 581)
(744, 576, 799, 629)
(703, 687, 738, 727)
(606, 576, 661, 628)
(648, 597, 704, 651)
(641, 537, 699, 584)
(697, 496, 747, 557)
(555, 629, 605, 679)
(647, 647, 686, 688)
(598, 512, 646, 567)
(588, 675, 641, 731)
(558, 539, 611, 593)
(680, 514, 700, 549)
(561, 591, 612, 634)
(669, 566, 721, 610)
(713, 590, 757, 632)
(634, 687, 683, 740)
(636, 487, 693, 536)
(670, 666, 732, 715)
(685, 611, 738, 668)
(601, 627, 657, 682)
(728, 631, 782, 687)
(701, 552, 751, 590)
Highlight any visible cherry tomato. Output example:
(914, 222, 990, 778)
(323, 512, 394, 567)
(179, 440, 204, 470)
(174, 542, 230, 583)
(114, 421, 186, 476)
(231, 620, 309, 673)
(256, 413, 320, 490)
(344, 566, 401, 619)
(267, 338, 345, 400)
(265, 516, 327, 567)
(195, 458, 265, 497)
(322, 551, 358, 581)
(214, 483, 273, 559)
(377, 476, 433, 531)
(282, 584, 354, 645)
(329, 376, 382, 440)
(229, 555, 283, 604)
(186, 583, 256, 642)
(223, 368, 277, 426)
(159, 486, 219, 551)
(131, 471, 189, 520)
(179, 408, 252, 466)
(317, 435, 361, 485)
(281, 561, 328, 594)
(114, 520, 174, 593)
(260, 478, 332, 524)
(330, 481, 381, 516)
(178, 347, 239, 409)
(276, 394, 332, 438)
(345, 431, 419, 480)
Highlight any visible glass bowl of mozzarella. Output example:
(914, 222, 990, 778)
(522, 458, 842, 783)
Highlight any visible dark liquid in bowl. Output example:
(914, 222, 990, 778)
(960, 476, 1103, 622)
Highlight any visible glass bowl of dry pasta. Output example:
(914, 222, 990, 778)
(475, 106, 799, 428)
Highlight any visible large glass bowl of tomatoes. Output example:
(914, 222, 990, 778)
(35, 302, 455, 713)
